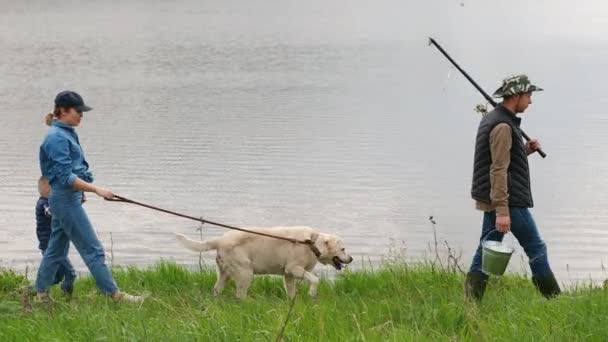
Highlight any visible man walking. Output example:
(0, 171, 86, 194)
(465, 74, 561, 302)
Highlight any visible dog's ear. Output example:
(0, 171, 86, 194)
(322, 235, 338, 255)
(312, 233, 328, 256)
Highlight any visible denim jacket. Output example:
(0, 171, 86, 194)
(39, 120, 94, 190)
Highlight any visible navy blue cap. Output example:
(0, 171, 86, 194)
(54, 91, 93, 112)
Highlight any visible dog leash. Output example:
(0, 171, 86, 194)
(105, 195, 322, 258)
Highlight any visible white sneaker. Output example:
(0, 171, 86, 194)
(115, 292, 146, 304)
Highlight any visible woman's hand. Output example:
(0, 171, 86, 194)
(95, 186, 115, 200)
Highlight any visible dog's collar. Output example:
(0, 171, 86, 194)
(304, 233, 322, 259)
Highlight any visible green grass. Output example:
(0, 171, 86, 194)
(1, 261, 607, 341)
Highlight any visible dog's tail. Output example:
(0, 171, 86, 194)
(175, 233, 220, 252)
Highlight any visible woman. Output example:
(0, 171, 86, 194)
(35, 90, 143, 303)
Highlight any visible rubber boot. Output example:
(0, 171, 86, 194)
(465, 272, 488, 302)
(532, 272, 561, 299)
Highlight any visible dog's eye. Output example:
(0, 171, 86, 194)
(341, 248, 345, 252)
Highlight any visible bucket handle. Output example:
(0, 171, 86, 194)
(481, 229, 517, 254)
(481, 229, 504, 243)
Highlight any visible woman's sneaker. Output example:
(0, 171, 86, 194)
(114, 292, 146, 304)
(34, 291, 54, 304)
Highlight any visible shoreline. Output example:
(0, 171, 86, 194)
(1, 262, 607, 340)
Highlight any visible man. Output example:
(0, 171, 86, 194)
(465, 74, 561, 302)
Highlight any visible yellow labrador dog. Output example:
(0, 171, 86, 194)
(175, 226, 353, 299)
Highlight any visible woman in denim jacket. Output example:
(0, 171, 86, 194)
(35, 91, 143, 304)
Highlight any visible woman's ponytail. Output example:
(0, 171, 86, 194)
(45, 113, 53, 126)
(45, 106, 61, 126)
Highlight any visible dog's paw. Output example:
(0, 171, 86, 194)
(308, 293, 320, 303)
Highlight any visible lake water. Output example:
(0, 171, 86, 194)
(1, 0, 607, 285)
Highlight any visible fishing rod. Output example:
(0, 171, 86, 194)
(428, 37, 547, 158)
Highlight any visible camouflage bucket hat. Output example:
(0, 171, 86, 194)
(492, 74, 543, 98)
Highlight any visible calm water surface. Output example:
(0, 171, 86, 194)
(1, 0, 607, 284)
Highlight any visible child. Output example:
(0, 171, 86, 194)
(36, 176, 76, 296)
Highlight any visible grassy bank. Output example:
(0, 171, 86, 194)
(1, 262, 607, 341)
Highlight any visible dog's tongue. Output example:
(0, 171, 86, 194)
(333, 257, 343, 270)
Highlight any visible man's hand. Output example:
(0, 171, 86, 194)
(526, 139, 542, 155)
(496, 215, 511, 233)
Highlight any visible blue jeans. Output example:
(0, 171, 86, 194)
(40, 247, 76, 292)
(469, 207, 553, 278)
(35, 190, 118, 295)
